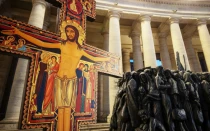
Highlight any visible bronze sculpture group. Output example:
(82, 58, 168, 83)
(110, 66, 210, 131)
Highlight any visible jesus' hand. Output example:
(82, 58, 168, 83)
(1, 27, 20, 36)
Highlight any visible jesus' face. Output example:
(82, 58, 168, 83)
(65, 27, 76, 42)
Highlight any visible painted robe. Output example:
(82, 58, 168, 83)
(43, 62, 59, 112)
(35, 62, 48, 113)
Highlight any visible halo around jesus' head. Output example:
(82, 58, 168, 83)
(60, 20, 85, 45)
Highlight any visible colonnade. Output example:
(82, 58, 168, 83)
(120, 16, 210, 73)
(103, 11, 210, 122)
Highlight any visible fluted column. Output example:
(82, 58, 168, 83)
(5, 59, 29, 121)
(184, 37, 202, 72)
(169, 51, 177, 70)
(140, 15, 157, 68)
(130, 32, 144, 70)
(107, 10, 122, 122)
(158, 33, 172, 69)
(102, 32, 109, 118)
(28, 0, 47, 28)
(43, 3, 51, 30)
(55, 8, 61, 33)
(97, 73, 105, 122)
(122, 48, 131, 72)
(97, 32, 110, 122)
(197, 19, 210, 71)
(103, 32, 109, 51)
(169, 17, 190, 70)
(108, 10, 122, 60)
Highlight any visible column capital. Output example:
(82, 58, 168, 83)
(129, 31, 140, 38)
(158, 32, 168, 38)
(169, 17, 180, 24)
(108, 10, 121, 19)
(32, 0, 46, 6)
(197, 18, 207, 25)
(158, 23, 170, 33)
(130, 20, 141, 38)
(138, 15, 151, 22)
(182, 24, 197, 39)
(122, 48, 131, 53)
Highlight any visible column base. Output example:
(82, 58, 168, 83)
(0, 118, 18, 130)
(98, 113, 108, 123)
(107, 114, 112, 123)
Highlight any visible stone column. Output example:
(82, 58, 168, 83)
(102, 32, 109, 51)
(130, 32, 144, 70)
(107, 10, 122, 122)
(97, 73, 104, 122)
(102, 32, 109, 119)
(5, 59, 29, 121)
(169, 17, 190, 70)
(97, 32, 110, 122)
(158, 33, 172, 69)
(122, 48, 131, 72)
(108, 10, 122, 61)
(197, 19, 210, 71)
(184, 37, 202, 72)
(55, 8, 61, 33)
(169, 51, 177, 70)
(28, 0, 47, 28)
(140, 15, 157, 68)
(43, 3, 51, 30)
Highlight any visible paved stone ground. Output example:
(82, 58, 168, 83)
(79, 123, 109, 131)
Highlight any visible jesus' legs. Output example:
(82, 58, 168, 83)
(55, 77, 77, 131)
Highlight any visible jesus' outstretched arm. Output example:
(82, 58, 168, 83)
(1, 27, 61, 49)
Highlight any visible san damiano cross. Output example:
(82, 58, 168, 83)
(52, 1, 98, 130)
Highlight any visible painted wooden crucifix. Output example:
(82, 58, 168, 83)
(0, 0, 121, 131)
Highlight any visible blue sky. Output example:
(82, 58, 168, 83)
(130, 59, 162, 66)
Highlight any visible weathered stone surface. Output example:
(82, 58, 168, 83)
(0, 120, 43, 131)
(79, 123, 109, 131)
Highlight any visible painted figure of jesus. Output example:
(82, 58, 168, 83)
(1, 21, 109, 131)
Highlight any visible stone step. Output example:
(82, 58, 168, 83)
(0, 121, 109, 131)
(79, 123, 110, 131)
(0, 120, 18, 130)
(0, 120, 42, 131)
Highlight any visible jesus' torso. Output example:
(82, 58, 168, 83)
(57, 42, 83, 79)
